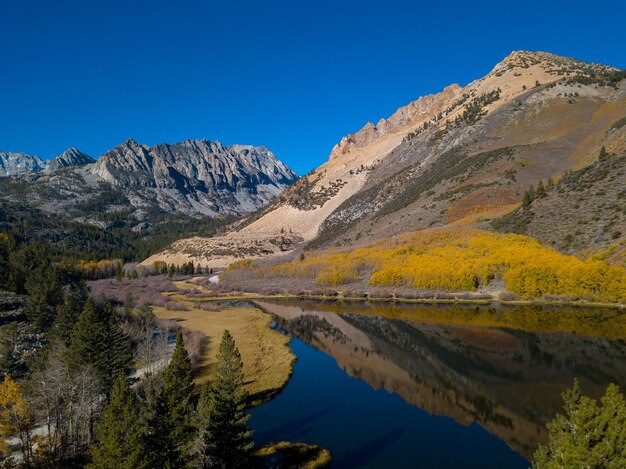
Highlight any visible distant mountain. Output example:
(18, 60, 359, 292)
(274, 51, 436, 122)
(44, 147, 95, 173)
(92, 138, 296, 214)
(0, 152, 45, 177)
(0, 138, 297, 259)
(145, 51, 626, 268)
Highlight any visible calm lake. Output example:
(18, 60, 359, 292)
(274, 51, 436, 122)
(248, 300, 626, 468)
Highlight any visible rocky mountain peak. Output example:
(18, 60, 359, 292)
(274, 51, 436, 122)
(0, 151, 45, 177)
(329, 83, 463, 161)
(45, 147, 95, 173)
(489, 50, 620, 81)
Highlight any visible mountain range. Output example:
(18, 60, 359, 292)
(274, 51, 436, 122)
(145, 51, 626, 268)
(0, 139, 297, 259)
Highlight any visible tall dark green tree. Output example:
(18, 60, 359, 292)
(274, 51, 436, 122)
(89, 374, 147, 469)
(145, 331, 195, 468)
(0, 233, 10, 289)
(24, 263, 62, 330)
(66, 299, 132, 392)
(199, 330, 253, 469)
(0, 323, 19, 373)
(53, 282, 89, 346)
(533, 379, 626, 468)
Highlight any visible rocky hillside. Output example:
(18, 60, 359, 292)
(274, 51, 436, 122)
(146, 51, 626, 268)
(492, 151, 626, 261)
(0, 138, 296, 260)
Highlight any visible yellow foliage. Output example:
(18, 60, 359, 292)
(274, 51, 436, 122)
(76, 258, 120, 273)
(241, 229, 626, 302)
(0, 375, 31, 455)
(228, 258, 254, 271)
(315, 267, 359, 286)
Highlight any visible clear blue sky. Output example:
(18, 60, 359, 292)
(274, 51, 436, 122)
(1, 0, 625, 175)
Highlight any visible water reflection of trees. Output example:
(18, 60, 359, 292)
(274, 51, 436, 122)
(257, 300, 626, 459)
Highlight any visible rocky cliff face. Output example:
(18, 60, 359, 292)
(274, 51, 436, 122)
(0, 138, 297, 238)
(91, 138, 297, 215)
(0, 152, 45, 177)
(146, 50, 625, 267)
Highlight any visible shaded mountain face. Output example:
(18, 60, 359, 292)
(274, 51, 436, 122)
(0, 139, 297, 258)
(147, 50, 626, 267)
(0, 152, 45, 176)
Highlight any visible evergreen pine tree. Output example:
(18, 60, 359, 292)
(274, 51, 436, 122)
(599, 145, 608, 159)
(145, 331, 195, 468)
(90, 374, 147, 469)
(0, 234, 10, 290)
(66, 299, 132, 392)
(123, 293, 135, 316)
(536, 180, 546, 198)
(0, 324, 19, 373)
(522, 190, 532, 208)
(200, 330, 253, 468)
(533, 379, 626, 468)
(53, 282, 88, 346)
(24, 263, 62, 330)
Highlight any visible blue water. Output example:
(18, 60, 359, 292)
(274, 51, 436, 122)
(249, 339, 528, 468)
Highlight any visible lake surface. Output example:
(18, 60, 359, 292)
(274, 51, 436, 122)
(248, 300, 626, 468)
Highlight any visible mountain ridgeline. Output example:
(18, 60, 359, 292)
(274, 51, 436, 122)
(0, 139, 297, 260)
(146, 51, 626, 268)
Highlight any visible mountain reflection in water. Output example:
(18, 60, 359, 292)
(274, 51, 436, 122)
(254, 300, 626, 459)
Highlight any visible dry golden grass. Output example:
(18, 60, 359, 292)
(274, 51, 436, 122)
(253, 442, 331, 468)
(153, 296, 295, 404)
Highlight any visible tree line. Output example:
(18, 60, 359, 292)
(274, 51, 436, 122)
(1, 290, 254, 468)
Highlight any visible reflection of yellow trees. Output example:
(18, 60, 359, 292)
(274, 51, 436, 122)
(272, 300, 626, 340)
(249, 230, 626, 302)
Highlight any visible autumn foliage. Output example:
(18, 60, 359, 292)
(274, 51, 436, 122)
(231, 230, 626, 302)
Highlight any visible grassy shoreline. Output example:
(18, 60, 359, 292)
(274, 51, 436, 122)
(153, 302, 296, 406)
(171, 291, 626, 310)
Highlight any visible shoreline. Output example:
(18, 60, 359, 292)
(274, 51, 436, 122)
(172, 290, 626, 310)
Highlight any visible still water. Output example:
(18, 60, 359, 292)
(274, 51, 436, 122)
(248, 300, 626, 468)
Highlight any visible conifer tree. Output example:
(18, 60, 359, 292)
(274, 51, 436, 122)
(0, 234, 10, 290)
(536, 180, 546, 198)
(533, 379, 626, 468)
(66, 299, 132, 392)
(145, 331, 195, 468)
(522, 190, 532, 208)
(54, 282, 89, 346)
(199, 330, 253, 468)
(24, 263, 62, 330)
(0, 324, 19, 373)
(90, 374, 147, 469)
(599, 145, 608, 159)
(123, 293, 135, 316)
